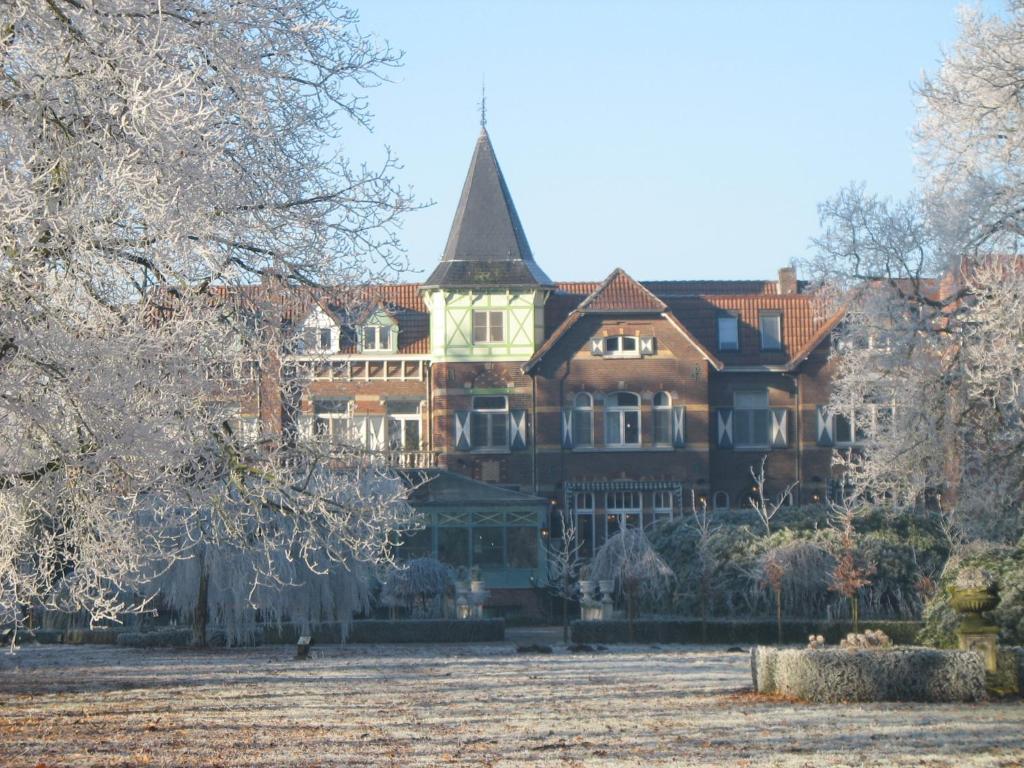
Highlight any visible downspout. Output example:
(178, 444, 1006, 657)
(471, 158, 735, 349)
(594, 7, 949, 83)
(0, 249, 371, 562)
(531, 373, 538, 495)
(426, 362, 433, 457)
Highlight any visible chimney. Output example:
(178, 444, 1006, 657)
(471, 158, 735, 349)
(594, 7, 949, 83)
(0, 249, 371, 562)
(778, 266, 798, 295)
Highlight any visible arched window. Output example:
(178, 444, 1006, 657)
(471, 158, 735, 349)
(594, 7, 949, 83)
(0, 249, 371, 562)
(653, 391, 672, 445)
(605, 391, 641, 446)
(712, 491, 730, 510)
(572, 392, 593, 446)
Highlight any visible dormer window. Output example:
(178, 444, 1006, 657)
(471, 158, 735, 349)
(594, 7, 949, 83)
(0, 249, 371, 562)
(603, 335, 638, 357)
(760, 312, 782, 351)
(318, 328, 333, 351)
(362, 325, 391, 351)
(718, 314, 739, 351)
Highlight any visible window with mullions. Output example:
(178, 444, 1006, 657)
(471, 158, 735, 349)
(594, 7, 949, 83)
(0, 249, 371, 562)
(833, 405, 893, 446)
(733, 390, 770, 448)
(574, 492, 595, 557)
(605, 391, 641, 446)
(572, 392, 593, 446)
(652, 491, 674, 523)
(653, 392, 672, 445)
(605, 490, 642, 537)
(472, 310, 504, 344)
(603, 335, 639, 357)
(313, 399, 351, 445)
(471, 395, 508, 449)
(362, 325, 391, 351)
(387, 400, 422, 451)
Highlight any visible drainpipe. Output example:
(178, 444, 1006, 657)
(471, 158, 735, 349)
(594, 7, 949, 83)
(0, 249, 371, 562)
(531, 373, 538, 495)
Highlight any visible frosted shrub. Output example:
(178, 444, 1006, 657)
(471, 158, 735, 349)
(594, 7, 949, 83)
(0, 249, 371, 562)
(840, 629, 893, 650)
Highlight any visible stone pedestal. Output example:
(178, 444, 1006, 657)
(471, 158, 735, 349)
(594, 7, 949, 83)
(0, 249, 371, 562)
(581, 599, 603, 621)
(958, 628, 999, 673)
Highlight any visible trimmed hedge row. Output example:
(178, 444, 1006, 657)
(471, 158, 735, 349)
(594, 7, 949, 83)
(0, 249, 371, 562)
(348, 619, 505, 644)
(116, 619, 506, 648)
(570, 619, 924, 646)
(752, 646, 986, 702)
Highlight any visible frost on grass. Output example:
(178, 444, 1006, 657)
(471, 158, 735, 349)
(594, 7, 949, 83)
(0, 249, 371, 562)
(1, 645, 1022, 767)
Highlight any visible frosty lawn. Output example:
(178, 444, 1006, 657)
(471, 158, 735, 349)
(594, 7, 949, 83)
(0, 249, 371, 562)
(2, 644, 1022, 767)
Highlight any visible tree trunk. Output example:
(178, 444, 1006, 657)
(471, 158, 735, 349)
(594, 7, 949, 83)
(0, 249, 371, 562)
(193, 551, 209, 648)
(851, 594, 860, 634)
(775, 589, 783, 645)
(627, 589, 636, 643)
(700, 578, 708, 643)
(562, 593, 569, 645)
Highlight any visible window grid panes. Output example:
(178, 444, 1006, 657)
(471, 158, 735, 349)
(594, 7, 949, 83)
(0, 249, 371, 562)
(472, 310, 505, 343)
(572, 392, 593, 446)
(471, 395, 508, 449)
(604, 336, 639, 357)
(605, 391, 641, 446)
(653, 391, 671, 445)
(733, 390, 769, 448)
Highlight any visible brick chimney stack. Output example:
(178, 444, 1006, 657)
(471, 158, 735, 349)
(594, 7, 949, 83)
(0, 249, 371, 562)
(778, 266, 798, 295)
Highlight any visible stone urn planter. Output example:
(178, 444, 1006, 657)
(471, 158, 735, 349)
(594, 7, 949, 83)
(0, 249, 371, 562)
(949, 568, 1000, 673)
(949, 587, 999, 632)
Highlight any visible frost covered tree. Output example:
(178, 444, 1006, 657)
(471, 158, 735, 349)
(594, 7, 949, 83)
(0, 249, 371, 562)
(590, 529, 673, 641)
(545, 510, 583, 643)
(805, 2, 1024, 542)
(379, 557, 452, 619)
(0, 1, 419, 638)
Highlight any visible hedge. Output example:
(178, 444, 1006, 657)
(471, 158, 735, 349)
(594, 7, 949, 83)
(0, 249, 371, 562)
(752, 646, 986, 702)
(116, 619, 505, 647)
(570, 618, 924, 646)
(347, 619, 505, 644)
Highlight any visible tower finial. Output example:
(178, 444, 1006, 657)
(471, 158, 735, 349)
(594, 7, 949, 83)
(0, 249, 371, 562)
(479, 79, 487, 129)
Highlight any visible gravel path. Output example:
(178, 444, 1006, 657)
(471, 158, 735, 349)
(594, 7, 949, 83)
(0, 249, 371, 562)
(1, 643, 1022, 767)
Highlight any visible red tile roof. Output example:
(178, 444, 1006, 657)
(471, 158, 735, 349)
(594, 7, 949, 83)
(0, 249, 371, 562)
(576, 269, 666, 313)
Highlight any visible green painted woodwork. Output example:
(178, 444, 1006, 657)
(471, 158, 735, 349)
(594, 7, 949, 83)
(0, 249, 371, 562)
(419, 505, 548, 589)
(424, 289, 548, 362)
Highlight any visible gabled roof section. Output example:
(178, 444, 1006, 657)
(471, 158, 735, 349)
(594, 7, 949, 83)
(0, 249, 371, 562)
(423, 129, 552, 289)
(577, 268, 666, 313)
(523, 268, 721, 373)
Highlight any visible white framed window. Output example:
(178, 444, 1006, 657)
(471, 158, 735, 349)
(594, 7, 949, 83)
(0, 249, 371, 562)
(603, 335, 639, 358)
(317, 328, 333, 351)
(733, 390, 770, 449)
(832, 405, 892, 447)
(760, 312, 782, 351)
(472, 310, 504, 344)
(652, 491, 673, 523)
(605, 490, 641, 537)
(387, 400, 422, 451)
(313, 399, 351, 445)
(605, 391, 641, 446)
(653, 391, 672, 445)
(470, 395, 508, 449)
(362, 325, 391, 351)
(574, 492, 595, 557)
(575, 491, 595, 511)
(572, 392, 593, 446)
(712, 491, 730, 510)
(718, 314, 739, 351)
(350, 414, 387, 450)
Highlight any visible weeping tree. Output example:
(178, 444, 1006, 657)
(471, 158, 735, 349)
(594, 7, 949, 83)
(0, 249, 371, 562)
(0, 1, 419, 638)
(590, 529, 674, 642)
(379, 557, 453, 619)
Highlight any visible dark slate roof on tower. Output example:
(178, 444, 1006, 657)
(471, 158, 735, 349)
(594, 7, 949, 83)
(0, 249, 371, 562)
(423, 129, 552, 289)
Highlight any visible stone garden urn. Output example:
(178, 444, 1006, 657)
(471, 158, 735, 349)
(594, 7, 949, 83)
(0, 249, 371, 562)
(949, 567, 1000, 672)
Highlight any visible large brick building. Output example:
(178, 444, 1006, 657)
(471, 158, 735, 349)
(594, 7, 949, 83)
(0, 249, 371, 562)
(254, 128, 846, 610)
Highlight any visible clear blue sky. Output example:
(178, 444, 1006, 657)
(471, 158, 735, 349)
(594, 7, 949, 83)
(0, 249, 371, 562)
(344, 1, 1003, 283)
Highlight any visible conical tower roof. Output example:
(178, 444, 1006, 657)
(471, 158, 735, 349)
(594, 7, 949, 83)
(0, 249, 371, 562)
(424, 129, 552, 288)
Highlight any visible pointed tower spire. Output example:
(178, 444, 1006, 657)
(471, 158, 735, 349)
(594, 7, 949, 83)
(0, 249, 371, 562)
(423, 129, 552, 288)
